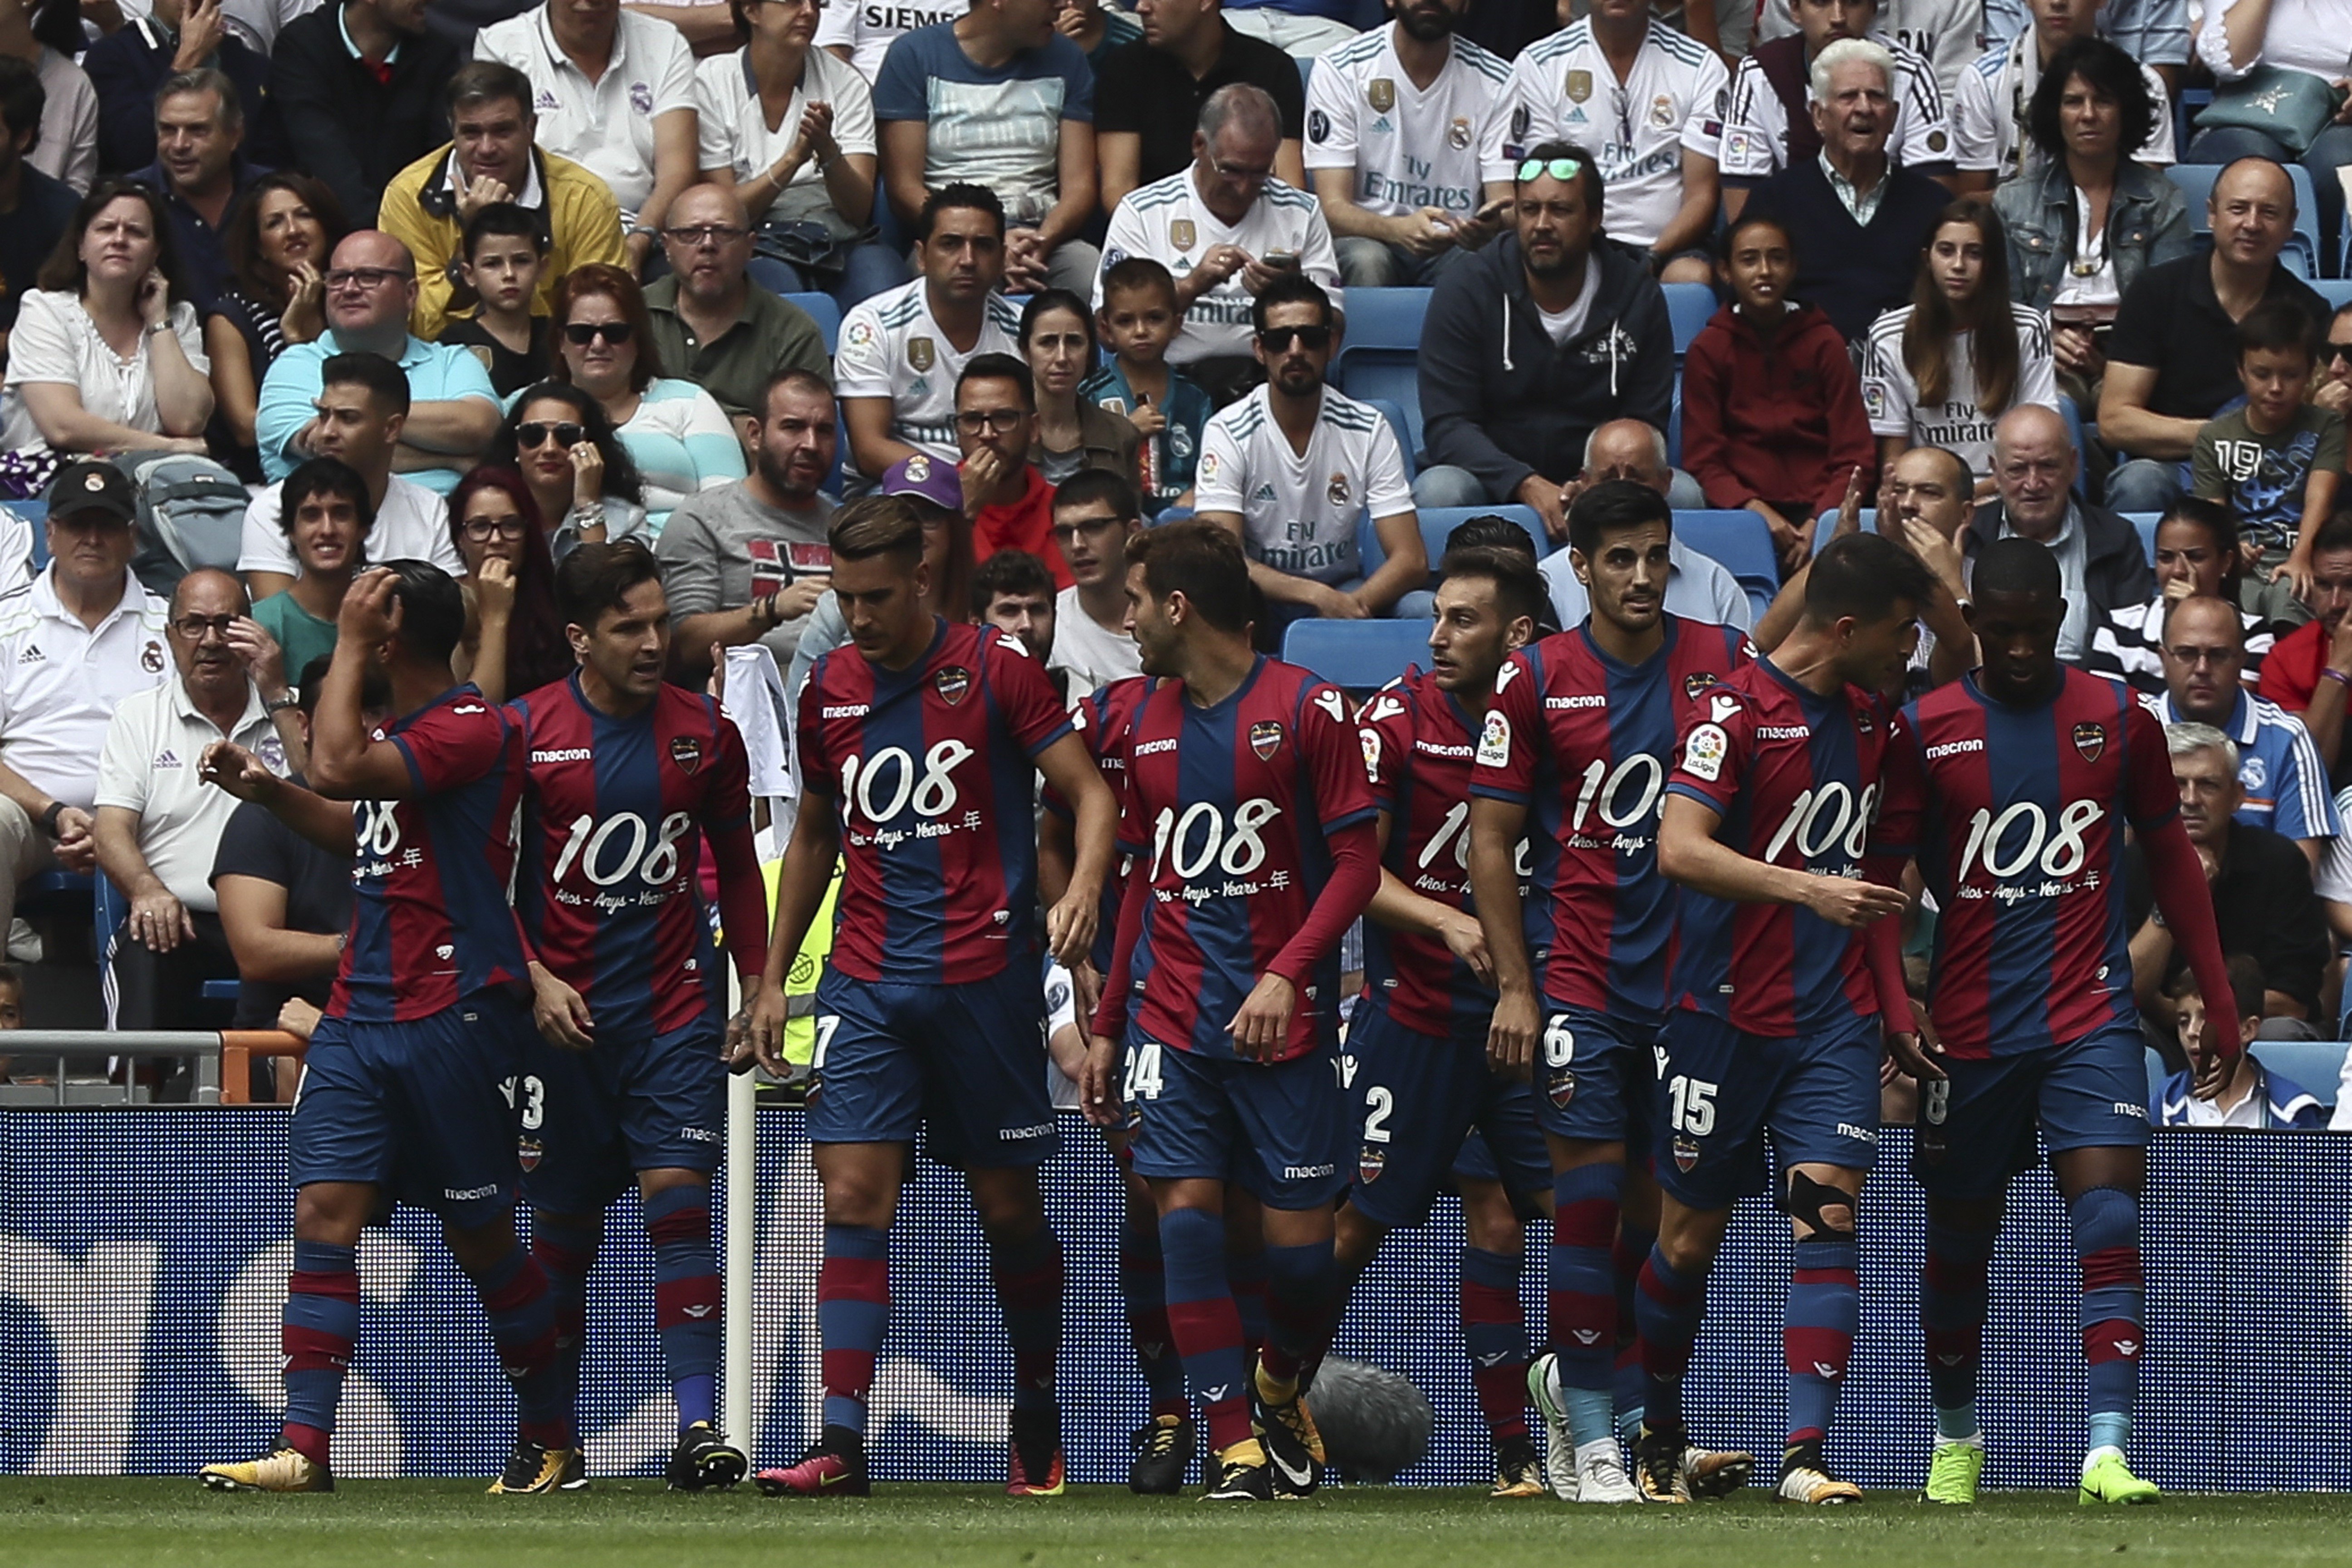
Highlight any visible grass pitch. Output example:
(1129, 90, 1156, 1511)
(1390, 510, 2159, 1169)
(5, 1480, 2352, 1568)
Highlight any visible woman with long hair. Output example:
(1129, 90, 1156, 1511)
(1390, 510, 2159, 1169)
(448, 466, 572, 702)
(1019, 288, 1137, 491)
(1992, 37, 2190, 411)
(489, 380, 652, 560)
(0, 179, 213, 490)
(205, 173, 349, 460)
(1861, 198, 2058, 491)
(549, 264, 745, 537)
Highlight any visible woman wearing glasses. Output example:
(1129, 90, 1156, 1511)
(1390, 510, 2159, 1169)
(692, 0, 908, 307)
(0, 180, 215, 493)
(447, 466, 571, 703)
(491, 381, 651, 561)
(551, 265, 746, 539)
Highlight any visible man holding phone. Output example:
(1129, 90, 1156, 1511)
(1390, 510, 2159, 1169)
(1303, 0, 1515, 288)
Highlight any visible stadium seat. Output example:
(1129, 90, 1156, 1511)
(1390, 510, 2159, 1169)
(201, 979, 239, 1002)
(1675, 509, 1781, 622)
(1333, 288, 1432, 459)
(1415, 505, 1548, 563)
(2251, 1040, 2348, 1107)
(2123, 511, 2161, 565)
(2318, 279, 2352, 312)
(1361, 397, 1418, 481)
(5, 500, 48, 570)
(1663, 282, 1717, 359)
(2167, 162, 2326, 278)
(1281, 616, 1434, 690)
(780, 292, 842, 356)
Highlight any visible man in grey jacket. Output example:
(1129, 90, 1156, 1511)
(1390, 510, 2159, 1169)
(1411, 139, 1684, 540)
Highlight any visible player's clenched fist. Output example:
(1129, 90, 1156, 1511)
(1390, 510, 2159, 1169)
(1226, 972, 1297, 1062)
(1043, 889, 1098, 970)
(1798, 876, 1907, 930)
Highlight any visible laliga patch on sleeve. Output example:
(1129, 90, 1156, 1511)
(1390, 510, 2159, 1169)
(1683, 722, 1728, 782)
(1475, 709, 1512, 769)
(1861, 381, 1887, 421)
(1360, 726, 1382, 782)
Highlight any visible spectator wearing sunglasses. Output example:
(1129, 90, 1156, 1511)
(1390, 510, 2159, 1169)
(377, 61, 627, 343)
(551, 263, 747, 540)
(488, 379, 652, 561)
(254, 230, 502, 496)
(2311, 302, 2352, 421)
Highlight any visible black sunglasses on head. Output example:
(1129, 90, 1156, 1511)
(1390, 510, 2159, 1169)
(563, 321, 633, 346)
(1258, 324, 1332, 351)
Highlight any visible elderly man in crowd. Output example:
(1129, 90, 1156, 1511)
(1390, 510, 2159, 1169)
(1964, 404, 2151, 662)
(134, 69, 262, 308)
(645, 184, 832, 425)
(1537, 418, 1750, 631)
(93, 567, 285, 1032)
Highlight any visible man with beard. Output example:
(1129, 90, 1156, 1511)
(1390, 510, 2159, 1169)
(1195, 273, 1424, 647)
(1414, 142, 1676, 535)
(658, 370, 841, 675)
(643, 184, 832, 426)
(1303, 0, 1513, 288)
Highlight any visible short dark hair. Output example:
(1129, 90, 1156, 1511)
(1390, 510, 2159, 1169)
(320, 351, 411, 417)
(461, 201, 546, 261)
(917, 181, 1005, 243)
(1444, 514, 1539, 559)
(2028, 37, 2156, 161)
(958, 352, 1036, 410)
(2315, 514, 2352, 557)
(447, 59, 534, 123)
(760, 368, 833, 417)
(279, 456, 376, 539)
(830, 495, 926, 564)
(1440, 544, 1548, 628)
(156, 66, 240, 129)
(0, 55, 44, 145)
(296, 652, 390, 716)
(2166, 951, 2265, 1023)
(554, 538, 663, 630)
(1054, 468, 1140, 520)
(1250, 271, 1335, 335)
(1720, 208, 1796, 264)
(1125, 518, 1252, 634)
(1100, 255, 1178, 309)
(1971, 534, 2063, 601)
(0, 960, 22, 997)
(1804, 532, 1936, 623)
(971, 549, 1056, 617)
(1513, 138, 1605, 219)
(1567, 478, 1672, 559)
(2237, 297, 2317, 362)
(381, 559, 467, 665)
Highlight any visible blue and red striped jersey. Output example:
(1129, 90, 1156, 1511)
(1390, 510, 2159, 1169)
(510, 673, 755, 1041)
(1052, 675, 1155, 975)
(1113, 656, 1379, 1063)
(798, 618, 1073, 984)
(1471, 617, 1749, 1025)
(328, 685, 529, 1023)
(1877, 669, 2176, 1059)
(1666, 658, 1901, 1038)
(1358, 666, 1499, 1037)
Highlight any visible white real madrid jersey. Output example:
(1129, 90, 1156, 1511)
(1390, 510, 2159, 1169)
(1097, 171, 1344, 365)
(1487, 19, 1729, 249)
(1717, 30, 1955, 181)
(1949, 37, 2176, 180)
(833, 279, 1024, 466)
(1195, 384, 1414, 587)
(1303, 25, 1513, 221)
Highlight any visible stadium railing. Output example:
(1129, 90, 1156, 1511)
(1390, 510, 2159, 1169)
(0, 1029, 304, 1105)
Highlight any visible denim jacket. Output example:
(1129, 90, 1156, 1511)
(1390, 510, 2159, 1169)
(1994, 159, 2195, 312)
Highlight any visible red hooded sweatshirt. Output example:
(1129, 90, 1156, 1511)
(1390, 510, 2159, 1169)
(1680, 299, 1876, 519)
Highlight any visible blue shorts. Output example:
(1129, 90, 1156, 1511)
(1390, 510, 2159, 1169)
(1912, 1025, 2153, 1201)
(808, 965, 1058, 1168)
(1534, 1004, 1658, 1154)
(1654, 1009, 1883, 1212)
(519, 1017, 726, 1213)
(289, 990, 534, 1229)
(1447, 1078, 1549, 1204)
(1122, 1031, 1346, 1210)
(1346, 1004, 1547, 1229)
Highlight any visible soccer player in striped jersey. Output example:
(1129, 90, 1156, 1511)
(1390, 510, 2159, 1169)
(1322, 544, 1551, 1498)
(199, 563, 571, 1495)
(1080, 520, 1381, 1502)
(739, 497, 1118, 1498)
(1643, 531, 1932, 1505)
(1468, 482, 1754, 1504)
(505, 542, 768, 1492)
(1874, 538, 2240, 1505)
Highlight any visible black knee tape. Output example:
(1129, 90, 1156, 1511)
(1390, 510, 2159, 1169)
(1782, 1169, 1857, 1239)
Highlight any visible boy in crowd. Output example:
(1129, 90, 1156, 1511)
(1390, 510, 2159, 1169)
(2190, 300, 2344, 630)
(1083, 258, 1211, 519)
(437, 205, 554, 399)
(2156, 955, 2326, 1129)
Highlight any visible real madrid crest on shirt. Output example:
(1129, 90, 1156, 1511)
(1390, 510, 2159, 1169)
(906, 336, 935, 372)
(1448, 116, 1471, 149)
(1649, 93, 1676, 128)
(1367, 78, 1395, 113)
(1327, 472, 1350, 507)
(1169, 219, 1195, 251)
(1566, 68, 1591, 102)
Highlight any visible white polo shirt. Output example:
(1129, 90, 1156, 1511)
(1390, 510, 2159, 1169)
(1097, 171, 1344, 365)
(1717, 30, 1954, 182)
(235, 475, 463, 580)
(0, 567, 171, 811)
(474, 7, 698, 219)
(1305, 25, 1513, 223)
(1490, 19, 1730, 250)
(834, 279, 1025, 467)
(95, 678, 286, 911)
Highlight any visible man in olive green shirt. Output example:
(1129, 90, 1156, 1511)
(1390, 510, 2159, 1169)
(645, 183, 832, 424)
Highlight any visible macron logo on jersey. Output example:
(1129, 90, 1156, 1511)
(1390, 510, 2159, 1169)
(1925, 738, 1985, 760)
(531, 748, 592, 764)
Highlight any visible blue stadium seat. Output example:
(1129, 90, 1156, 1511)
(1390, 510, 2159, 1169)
(1281, 617, 1434, 690)
(2251, 1040, 2347, 1107)
(1675, 509, 1782, 622)
(5, 500, 48, 570)
(1333, 288, 1431, 459)
(1664, 282, 1717, 359)
(1812, 507, 1877, 549)
(2166, 162, 2326, 279)
(781, 292, 842, 355)
(2317, 278, 2352, 312)
(201, 979, 240, 1002)
(2123, 511, 2161, 565)
(1416, 505, 1548, 562)
(1360, 397, 1418, 481)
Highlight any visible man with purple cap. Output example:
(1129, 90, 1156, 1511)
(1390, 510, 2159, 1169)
(785, 449, 973, 701)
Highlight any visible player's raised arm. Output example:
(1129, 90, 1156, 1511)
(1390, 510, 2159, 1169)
(310, 565, 469, 803)
(198, 740, 357, 858)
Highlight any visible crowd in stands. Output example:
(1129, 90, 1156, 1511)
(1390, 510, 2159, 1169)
(7, 0, 2352, 1124)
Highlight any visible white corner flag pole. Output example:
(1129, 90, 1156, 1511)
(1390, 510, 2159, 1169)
(724, 1059, 757, 1450)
